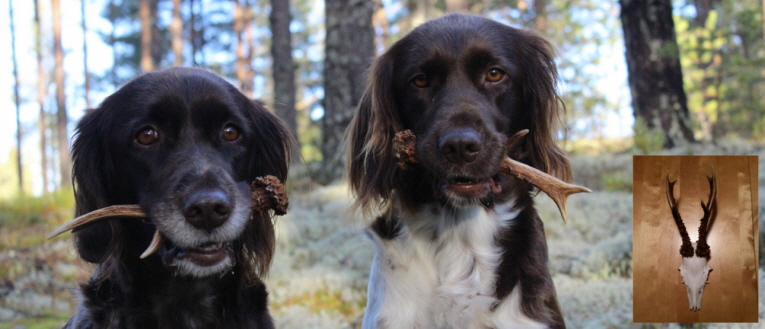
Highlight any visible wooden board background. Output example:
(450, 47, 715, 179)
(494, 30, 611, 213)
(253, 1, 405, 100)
(632, 156, 758, 323)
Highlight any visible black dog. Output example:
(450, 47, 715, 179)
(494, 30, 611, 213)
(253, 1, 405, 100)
(65, 67, 291, 328)
(347, 14, 569, 328)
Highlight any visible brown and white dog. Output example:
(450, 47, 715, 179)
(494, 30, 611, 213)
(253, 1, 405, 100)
(346, 14, 575, 329)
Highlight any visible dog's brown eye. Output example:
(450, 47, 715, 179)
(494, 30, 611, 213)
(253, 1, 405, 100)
(486, 68, 505, 83)
(412, 74, 430, 88)
(222, 125, 240, 141)
(136, 128, 160, 145)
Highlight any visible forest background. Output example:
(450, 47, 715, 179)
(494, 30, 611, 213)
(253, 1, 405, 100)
(0, 0, 763, 327)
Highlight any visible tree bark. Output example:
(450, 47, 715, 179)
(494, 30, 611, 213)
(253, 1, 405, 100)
(9, 0, 23, 193)
(372, 0, 389, 51)
(150, 0, 161, 68)
(189, 0, 198, 65)
(445, 0, 469, 12)
(140, 0, 157, 72)
(81, 0, 92, 108)
(34, 0, 49, 194)
(619, 0, 695, 148)
(188, 0, 206, 66)
(321, 0, 375, 183)
(234, 0, 254, 97)
(171, 0, 183, 66)
(52, 0, 71, 187)
(533, 0, 548, 32)
(270, 0, 298, 135)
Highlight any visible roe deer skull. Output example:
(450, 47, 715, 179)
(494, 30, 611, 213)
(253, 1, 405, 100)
(666, 166, 717, 311)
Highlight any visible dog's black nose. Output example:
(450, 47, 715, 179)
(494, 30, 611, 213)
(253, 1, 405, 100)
(439, 130, 481, 164)
(183, 189, 232, 231)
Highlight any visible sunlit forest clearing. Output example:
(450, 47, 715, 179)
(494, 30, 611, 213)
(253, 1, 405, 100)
(1, 0, 763, 327)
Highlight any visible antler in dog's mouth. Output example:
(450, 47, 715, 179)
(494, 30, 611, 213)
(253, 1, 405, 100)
(393, 129, 591, 222)
(48, 175, 289, 259)
(445, 175, 503, 198)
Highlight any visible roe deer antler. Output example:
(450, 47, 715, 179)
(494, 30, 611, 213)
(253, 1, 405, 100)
(48, 175, 289, 259)
(393, 129, 591, 222)
(666, 166, 717, 311)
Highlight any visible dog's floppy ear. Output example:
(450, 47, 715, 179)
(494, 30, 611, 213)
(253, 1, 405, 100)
(241, 98, 292, 182)
(511, 29, 571, 182)
(238, 97, 293, 279)
(70, 107, 118, 263)
(346, 50, 403, 214)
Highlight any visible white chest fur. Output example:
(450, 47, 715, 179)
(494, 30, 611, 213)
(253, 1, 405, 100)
(362, 202, 546, 329)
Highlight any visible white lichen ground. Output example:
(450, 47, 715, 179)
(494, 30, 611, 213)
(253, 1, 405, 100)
(266, 182, 764, 329)
(2, 146, 764, 329)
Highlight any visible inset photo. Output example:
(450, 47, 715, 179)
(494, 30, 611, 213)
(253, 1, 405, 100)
(633, 156, 758, 323)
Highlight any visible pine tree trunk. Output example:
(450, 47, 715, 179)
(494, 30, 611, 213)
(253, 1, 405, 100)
(372, 0, 389, 50)
(150, 0, 161, 68)
(34, 0, 49, 194)
(52, 0, 71, 188)
(270, 0, 297, 135)
(140, 0, 155, 72)
(81, 0, 91, 108)
(9, 0, 23, 193)
(619, 0, 695, 148)
(445, 0, 469, 11)
(533, 0, 548, 32)
(320, 0, 375, 184)
(234, 0, 254, 97)
(408, 0, 432, 29)
(171, 0, 183, 66)
(189, 0, 198, 65)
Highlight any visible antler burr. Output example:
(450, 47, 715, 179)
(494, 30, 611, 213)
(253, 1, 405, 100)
(666, 166, 717, 311)
(393, 129, 591, 222)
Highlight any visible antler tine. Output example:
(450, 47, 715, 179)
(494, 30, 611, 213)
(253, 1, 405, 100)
(702, 166, 717, 213)
(499, 159, 590, 223)
(666, 172, 695, 258)
(695, 166, 716, 258)
(47, 205, 147, 240)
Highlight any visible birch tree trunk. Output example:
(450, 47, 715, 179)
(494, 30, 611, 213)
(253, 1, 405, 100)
(9, 0, 23, 193)
(81, 0, 92, 108)
(52, 0, 71, 187)
(34, 0, 49, 194)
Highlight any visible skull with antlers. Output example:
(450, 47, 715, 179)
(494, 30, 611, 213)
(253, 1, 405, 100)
(665, 166, 717, 311)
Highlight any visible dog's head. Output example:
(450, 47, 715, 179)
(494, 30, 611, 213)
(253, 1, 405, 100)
(71, 67, 291, 280)
(348, 14, 570, 211)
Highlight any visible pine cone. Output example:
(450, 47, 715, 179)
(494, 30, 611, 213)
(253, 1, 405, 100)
(393, 130, 418, 170)
(251, 175, 289, 215)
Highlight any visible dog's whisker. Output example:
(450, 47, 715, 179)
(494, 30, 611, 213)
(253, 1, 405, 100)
(140, 230, 164, 259)
(47, 205, 147, 240)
